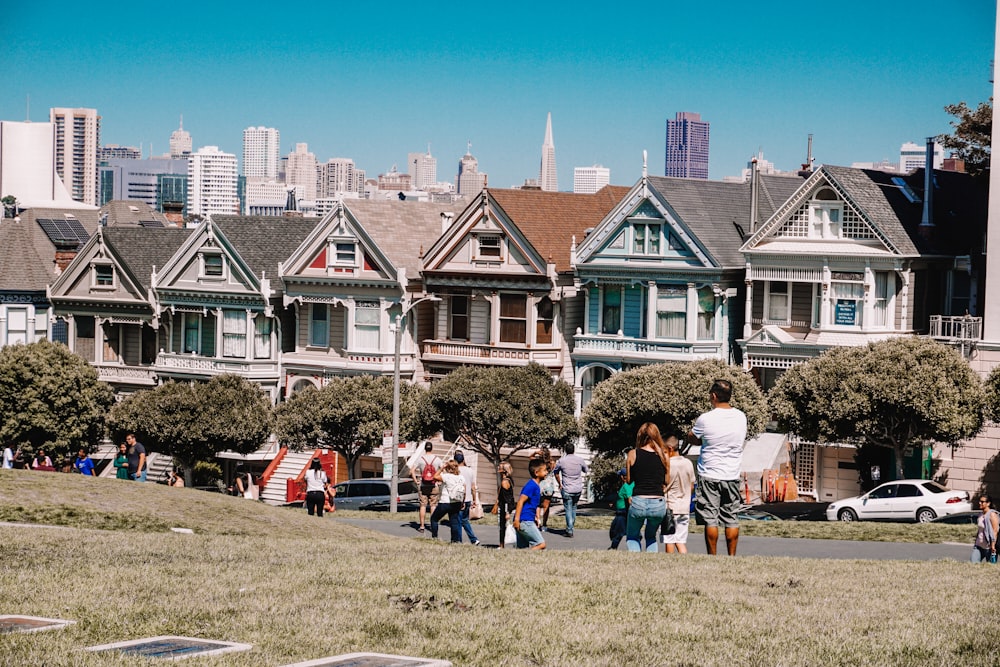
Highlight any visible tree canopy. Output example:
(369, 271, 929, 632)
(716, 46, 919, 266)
(770, 337, 985, 480)
(108, 374, 274, 484)
(580, 359, 768, 456)
(420, 363, 577, 466)
(0, 340, 114, 463)
(938, 98, 991, 177)
(274, 375, 428, 479)
(983, 365, 1000, 424)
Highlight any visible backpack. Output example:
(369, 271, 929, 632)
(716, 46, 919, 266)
(421, 456, 437, 483)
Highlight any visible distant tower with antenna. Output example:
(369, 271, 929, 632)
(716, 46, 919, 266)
(539, 112, 558, 191)
(169, 116, 192, 158)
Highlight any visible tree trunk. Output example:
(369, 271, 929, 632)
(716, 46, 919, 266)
(893, 444, 906, 481)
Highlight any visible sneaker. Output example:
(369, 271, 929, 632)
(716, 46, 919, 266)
(472, 540, 482, 546)
(417, 526, 425, 533)
(540, 526, 547, 533)
(566, 531, 574, 538)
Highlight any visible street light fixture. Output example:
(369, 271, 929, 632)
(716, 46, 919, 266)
(390, 294, 440, 512)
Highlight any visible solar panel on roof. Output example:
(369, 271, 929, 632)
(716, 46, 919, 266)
(37, 217, 90, 248)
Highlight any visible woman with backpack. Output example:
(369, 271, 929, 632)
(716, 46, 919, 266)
(973, 494, 999, 563)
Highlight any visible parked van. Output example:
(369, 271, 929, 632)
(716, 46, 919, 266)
(331, 479, 420, 511)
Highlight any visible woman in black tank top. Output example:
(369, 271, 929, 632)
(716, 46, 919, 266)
(625, 423, 671, 552)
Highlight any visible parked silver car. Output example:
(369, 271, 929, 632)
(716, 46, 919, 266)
(825, 480, 971, 523)
(331, 479, 420, 511)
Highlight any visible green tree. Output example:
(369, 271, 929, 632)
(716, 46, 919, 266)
(770, 337, 985, 481)
(982, 364, 1000, 423)
(0, 340, 114, 465)
(108, 374, 273, 486)
(421, 363, 578, 467)
(274, 375, 428, 479)
(580, 360, 768, 456)
(1, 195, 18, 218)
(938, 99, 991, 178)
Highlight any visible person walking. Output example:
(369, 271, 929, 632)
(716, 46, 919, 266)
(972, 494, 999, 563)
(411, 441, 441, 534)
(496, 461, 516, 549)
(513, 457, 548, 550)
(686, 379, 748, 556)
(113, 443, 130, 480)
(125, 433, 147, 482)
(304, 459, 329, 517)
(553, 442, 588, 537)
(429, 459, 464, 543)
(454, 451, 481, 545)
(663, 433, 695, 554)
(625, 423, 670, 552)
(2, 444, 13, 469)
(532, 448, 558, 532)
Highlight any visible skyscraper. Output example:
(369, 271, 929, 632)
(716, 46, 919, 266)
(242, 126, 281, 178)
(49, 107, 101, 205)
(539, 112, 557, 192)
(408, 148, 437, 191)
(169, 116, 192, 158)
(456, 143, 486, 195)
(285, 143, 318, 202)
(187, 146, 239, 216)
(899, 141, 944, 173)
(573, 165, 610, 194)
(664, 111, 710, 179)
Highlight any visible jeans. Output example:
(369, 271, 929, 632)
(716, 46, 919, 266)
(626, 496, 666, 552)
(561, 491, 581, 535)
(430, 502, 462, 542)
(972, 546, 997, 563)
(609, 511, 627, 549)
(459, 501, 479, 543)
(516, 519, 544, 548)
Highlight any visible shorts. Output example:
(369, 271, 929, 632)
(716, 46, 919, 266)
(418, 483, 439, 508)
(662, 514, 690, 544)
(695, 477, 742, 528)
(515, 520, 545, 548)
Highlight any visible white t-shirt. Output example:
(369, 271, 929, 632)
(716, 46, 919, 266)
(439, 472, 465, 504)
(2, 447, 13, 469)
(304, 469, 328, 493)
(459, 466, 476, 502)
(693, 406, 748, 480)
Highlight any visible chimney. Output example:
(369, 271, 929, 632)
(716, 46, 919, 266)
(919, 136, 935, 238)
(749, 156, 760, 234)
(440, 211, 453, 233)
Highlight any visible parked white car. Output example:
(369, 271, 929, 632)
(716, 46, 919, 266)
(826, 480, 972, 523)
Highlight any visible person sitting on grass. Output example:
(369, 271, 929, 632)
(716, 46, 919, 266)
(514, 457, 548, 550)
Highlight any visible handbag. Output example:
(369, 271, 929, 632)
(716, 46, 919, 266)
(660, 507, 676, 535)
(504, 522, 517, 545)
(469, 492, 484, 519)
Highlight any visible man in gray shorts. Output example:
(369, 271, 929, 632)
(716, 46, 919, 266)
(686, 379, 747, 556)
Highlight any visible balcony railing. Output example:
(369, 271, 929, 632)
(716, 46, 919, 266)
(95, 364, 157, 384)
(573, 333, 721, 358)
(155, 352, 279, 376)
(422, 340, 561, 366)
(928, 315, 982, 341)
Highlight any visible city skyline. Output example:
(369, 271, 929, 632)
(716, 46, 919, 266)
(3, 2, 994, 190)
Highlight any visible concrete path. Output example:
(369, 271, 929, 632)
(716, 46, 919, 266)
(338, 517, 973, 562)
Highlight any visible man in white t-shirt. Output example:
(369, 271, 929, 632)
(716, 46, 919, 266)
(411, 441, 442, 534)
(2, 445, 13, 469)
(686, 379, 747, 556)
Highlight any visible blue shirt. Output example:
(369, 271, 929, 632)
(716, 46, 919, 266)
(518, 478, 541, 522)
(74, 456, 95, 476)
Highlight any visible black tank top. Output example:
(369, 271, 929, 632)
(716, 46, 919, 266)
(631, 448, 666, 496)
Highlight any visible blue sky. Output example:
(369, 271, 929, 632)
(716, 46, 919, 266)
(3, 1, 995, 189)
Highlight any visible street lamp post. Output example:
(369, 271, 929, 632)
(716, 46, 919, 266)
(390, 295, 439, 513)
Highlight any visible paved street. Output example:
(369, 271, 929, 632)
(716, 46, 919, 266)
(338, 517, 973, 561)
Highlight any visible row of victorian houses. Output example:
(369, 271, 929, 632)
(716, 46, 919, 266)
(1, 159, 991, 501)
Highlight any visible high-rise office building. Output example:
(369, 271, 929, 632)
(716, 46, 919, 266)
(408, 148, 437, 191)
(242, 126, 281, 178)
(49, 107, 101, 205)
(664, 111, 710, 179)
(456, 144, 487, 195)
(899, 141, 944, 173)
(169, 117, 192, 158)
(99, 156, 189, 214)
(573, 165, 610, 194)
(285, 143, 318, 202)
(318, 158, 364, 197)
(187, 146, 239, 216)
(539, 112, 557, 192)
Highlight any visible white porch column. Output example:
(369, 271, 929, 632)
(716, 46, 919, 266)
(646, 281, 657, 340)
(213, 308, 223, 357)
(862, 265, 874, 332)
(686, 283, 698, 341)
(743, 263, 753, 338)
(344, 300, 355, 351)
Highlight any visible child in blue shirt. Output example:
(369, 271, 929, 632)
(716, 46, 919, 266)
(609, 468, 633, 550)
(513, 457, 548, 550)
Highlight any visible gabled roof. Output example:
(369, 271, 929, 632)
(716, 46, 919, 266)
(213, 216, 320, 279)
(0, 208, 100, 292)
(100, 226, 194, 290)
(101, 200, 173, 227)
(488, 185, 630, 272)
(644, 174, 805, 267)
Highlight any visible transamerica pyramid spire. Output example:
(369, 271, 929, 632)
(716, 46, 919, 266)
(539, 112, 557, 192)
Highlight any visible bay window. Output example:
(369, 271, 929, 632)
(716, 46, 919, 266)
(656, 288, 686, 339)
(499, 294, 527, 343)
(766, 281, 790, 322)
(354, 300, 381, 350)
(223, 310, 247, 358)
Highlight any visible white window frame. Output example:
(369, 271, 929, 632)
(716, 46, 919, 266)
(6, 307, 28, 345)
(254, 315, 272, 359)
(353, 300, 381, 351)
(222, 310, 247, 359)
(765, 281, 791, 324)
(600, 287, 623, 335)
(309, 303, 329, 348)
(182, 313, 201, 353)
(328, 240, 357, 270)
(201, 252, 225, 280)
(475, 234, 503, 260)
(828, 281, 864, 329)
(91, 262, 116, 290)
(655, 287, 686, 340)
(632, 223, 661, 255)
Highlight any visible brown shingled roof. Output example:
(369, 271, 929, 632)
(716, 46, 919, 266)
(488, 185, 630, 272)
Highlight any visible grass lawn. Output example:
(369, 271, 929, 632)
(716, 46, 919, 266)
(1, 469, 998, 667)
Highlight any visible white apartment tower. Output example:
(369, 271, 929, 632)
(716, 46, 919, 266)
(319, 158, 365, 197)
(187, 146, 239, 216)
(49, 107, 101, 206)
(573, 165, 610, 194)
(169, 116, 192, 157)
(285, 143, 318, 202)
(408, 148, 437, 190)
(899, 141, 944, 173)
(539, 112, 557, 192)
(242, 126, 281, 178)
(456, 144, 486, 195)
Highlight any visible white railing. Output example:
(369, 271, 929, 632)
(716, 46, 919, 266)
(422, 340, 560, 365)
(573, 334, 720, 356)
(95, 365, 157, 382)
(928, 315, 982, 341)
(155, 352, 279, 375)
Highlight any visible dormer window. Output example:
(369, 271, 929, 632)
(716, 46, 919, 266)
(477, 234, 502, 259)
(334, 242, 356, 265)
(633, 224, 661, 255)
(203, 253, 224, 277)
(92, 263, 115, 289)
